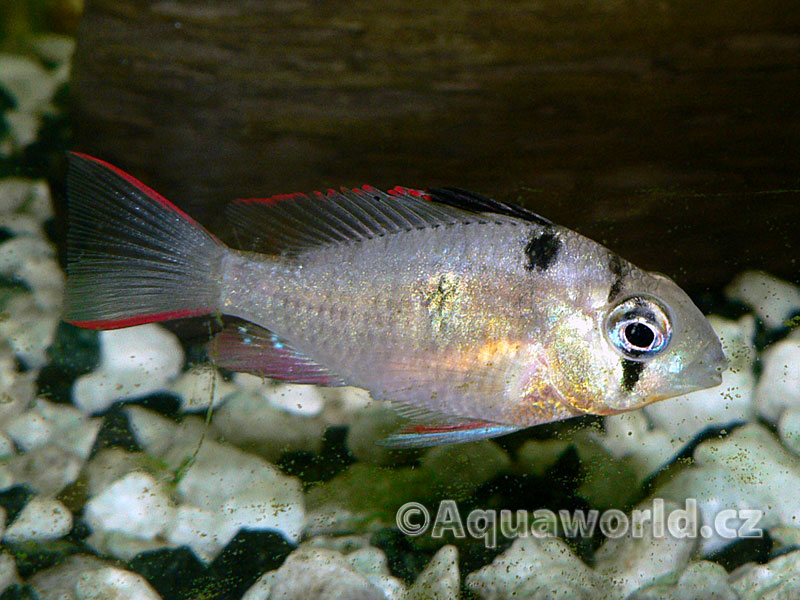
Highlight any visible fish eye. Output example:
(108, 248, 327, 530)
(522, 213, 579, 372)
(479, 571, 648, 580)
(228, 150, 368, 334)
(605, 296, 672, 360)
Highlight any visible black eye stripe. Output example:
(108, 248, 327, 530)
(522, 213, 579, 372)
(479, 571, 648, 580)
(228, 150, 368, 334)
(607, 253, 624, 303)
(622, 359, 645, 391)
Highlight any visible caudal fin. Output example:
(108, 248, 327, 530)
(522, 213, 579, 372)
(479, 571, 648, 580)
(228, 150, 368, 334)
(64, 152, 225, 329)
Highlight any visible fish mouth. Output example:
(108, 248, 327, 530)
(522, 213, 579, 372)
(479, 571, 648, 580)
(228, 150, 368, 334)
(684, 341, 728, 391)
(696, 368, 724, 390)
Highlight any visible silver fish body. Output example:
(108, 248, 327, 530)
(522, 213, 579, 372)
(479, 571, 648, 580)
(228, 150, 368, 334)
(64, 154, 727, 446)
(221, 220, 724, 427)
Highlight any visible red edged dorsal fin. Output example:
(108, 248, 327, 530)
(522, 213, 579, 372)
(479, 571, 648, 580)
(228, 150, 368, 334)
(387, 186, 429, 199)
(224, 185, 480, 255)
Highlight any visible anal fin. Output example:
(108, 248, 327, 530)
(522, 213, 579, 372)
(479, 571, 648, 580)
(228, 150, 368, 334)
(210, 322, 345, 386)
(378, 421, 521, 449)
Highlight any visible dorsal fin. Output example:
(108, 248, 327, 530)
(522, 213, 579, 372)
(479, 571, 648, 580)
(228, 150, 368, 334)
(425, 187, 553, 227)
(225, 185, 534, 255)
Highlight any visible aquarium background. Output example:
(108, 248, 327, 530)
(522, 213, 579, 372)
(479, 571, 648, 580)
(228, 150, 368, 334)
(0, 1, 799, 599)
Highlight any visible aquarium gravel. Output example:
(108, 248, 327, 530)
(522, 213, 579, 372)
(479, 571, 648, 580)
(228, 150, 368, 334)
(1, 34, 800, 600)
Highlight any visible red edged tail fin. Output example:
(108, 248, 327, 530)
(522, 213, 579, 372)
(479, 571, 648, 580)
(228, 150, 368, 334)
(64, 153, 226, 330)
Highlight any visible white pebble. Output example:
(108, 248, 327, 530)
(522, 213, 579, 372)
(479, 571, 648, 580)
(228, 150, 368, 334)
(630, 560, 737, 600)
(30, 34, 76, 68)
(166, 504, 226, 563)
(0, 465, 13, 492)
(730, 550, 800, 599)
(658, 423, 800, 555)
(726, 271, 800, 330)
(242, 572, 276, 600)
(123, 405, 177, 457)
(779, 407, 800, 455)
(73, 324, 184, 414)
(28, 555, 109, 598)
(407, 545, 460, 600)
(0, 53, 57, 112)
(644, 315, 757, 442)
(85, 471, 175, 540)
(594, 498, 698, 596)
(344, 547, 406, 599)
(0, 551, 20, 593)
(212, 390, 325, 461)
(76, 567, 162, 600)
(35, 398, 85, 429)
(217, 486, 305, 547)
(0, 433, 13, 458)
(0, 346, 18, 390)
(345, 546, 390, 575)
(754, 337, 800, 423)
(261, 547, 388, 600)
(319, 386, 373, 426)
(85, 530, 170, 563)
(466, 535, 607, 599)
(5, 410, 55, 452)
(266, 383, 325, 416)
(5, 399, 97, 459)
(84, 449, 150, 498)
(233, 375, 329, 416)
(169, 366, 237, 412)
(1, 138, 13, 160)
(345, 407, 405, 466)
(54, 418, 103, 460)
(101, 325, 183, 374)
(0, 237, 53, 275)
(3, 111, 41, 150)
(169, 440, 266, 511)
(6, 443, 82, 495)
(166, 439, 304, 544)
(4, 497, 72, 543)
(0, 213, 41, 237)
(0, 293, 59, 368)
(0, 179, 49, 214)
(0, 371, 35, 427)
(371, 576, 406, 600)
(17, 257, 64, 311)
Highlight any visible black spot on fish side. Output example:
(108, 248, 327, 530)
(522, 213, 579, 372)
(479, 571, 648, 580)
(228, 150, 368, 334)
(524, 230, 562, 271)
(607, 253, 625, 303)
(621, 359, 645, 391)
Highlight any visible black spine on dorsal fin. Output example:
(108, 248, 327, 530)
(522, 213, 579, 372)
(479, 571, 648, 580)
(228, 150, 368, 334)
(426, 187, 553, 227)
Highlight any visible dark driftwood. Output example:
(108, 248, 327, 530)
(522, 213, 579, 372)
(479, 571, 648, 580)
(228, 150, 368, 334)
(70, 0, 799, 294)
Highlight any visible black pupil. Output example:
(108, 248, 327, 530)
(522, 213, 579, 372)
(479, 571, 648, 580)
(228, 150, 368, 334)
(625, 322, 655, 349)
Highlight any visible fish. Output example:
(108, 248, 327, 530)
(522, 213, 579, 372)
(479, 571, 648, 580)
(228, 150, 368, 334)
(63, 152, 727, 448)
